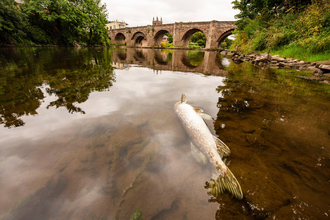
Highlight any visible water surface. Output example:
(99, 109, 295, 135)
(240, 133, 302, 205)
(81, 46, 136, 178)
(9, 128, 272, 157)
(0, 47, 329, 219)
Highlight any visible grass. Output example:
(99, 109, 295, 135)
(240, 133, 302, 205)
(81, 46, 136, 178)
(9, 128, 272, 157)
(269, 45, 330, 62)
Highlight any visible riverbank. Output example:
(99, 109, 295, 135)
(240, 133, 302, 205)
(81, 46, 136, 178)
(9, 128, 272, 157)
(230, 3, 330, 62)
(221, 49, 330, 85)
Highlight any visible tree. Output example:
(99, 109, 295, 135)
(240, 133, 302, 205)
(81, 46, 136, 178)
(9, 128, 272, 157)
(0, 0, 29, 44)
(165, 32, 173, 43)
(190, 31, 206, 48)
(22, 0, 110, 46)
(231, 0, 318, 30)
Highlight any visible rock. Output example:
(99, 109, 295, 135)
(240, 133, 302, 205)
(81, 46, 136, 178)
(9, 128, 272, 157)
(220, 50, 227, 55)
(307, 67, 323, 75)
(319, 64, 330, 72)
(316, 60, 330, 67)
(255, 53, 272, 62)
(279, 62, 292, 69)
(295, 75, 324, 81)
(270, 64, 280, 69)
(226, 52, 237, 58)
(321, 80, 330, 85)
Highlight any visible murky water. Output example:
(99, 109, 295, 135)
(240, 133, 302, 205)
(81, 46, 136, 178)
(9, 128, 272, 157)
(0, 47, 329, 220)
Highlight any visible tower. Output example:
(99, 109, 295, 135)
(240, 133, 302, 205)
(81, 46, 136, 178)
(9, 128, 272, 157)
(152, 17, 163, 26)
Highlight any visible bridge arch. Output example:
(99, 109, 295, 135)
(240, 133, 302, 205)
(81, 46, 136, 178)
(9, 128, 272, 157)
(217, 29, 235, 48)
(114, 33, 126, 44)
(154, 30, 173, 47)
(132, 32, 147, 46)
(181, 28, 206, 47)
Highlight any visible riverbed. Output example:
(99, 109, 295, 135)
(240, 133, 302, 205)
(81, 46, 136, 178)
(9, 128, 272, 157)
(0, 47, 329, 219)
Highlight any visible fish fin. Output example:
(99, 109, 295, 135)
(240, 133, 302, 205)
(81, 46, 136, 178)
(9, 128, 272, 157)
(190, 142, 207, 165)
(207, 168, 243, 200)
(193, 108, 204, 113)
(213, 135, 230, 157)
(199, 113, 213, 120)
(181, 94, 187, 103)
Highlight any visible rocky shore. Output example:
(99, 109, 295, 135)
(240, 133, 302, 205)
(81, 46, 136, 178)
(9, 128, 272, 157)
(220, 49, 330, 84)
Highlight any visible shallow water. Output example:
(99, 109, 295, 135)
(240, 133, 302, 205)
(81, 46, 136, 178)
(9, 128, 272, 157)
(0, 47, 329, 220)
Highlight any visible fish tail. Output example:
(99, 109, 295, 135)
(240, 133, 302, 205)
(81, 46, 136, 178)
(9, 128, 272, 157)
(207, 168, 243, 200)
(213, 135, 231, 157)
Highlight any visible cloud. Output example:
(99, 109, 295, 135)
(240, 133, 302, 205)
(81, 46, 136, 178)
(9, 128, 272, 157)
(101, 0, 238, 27)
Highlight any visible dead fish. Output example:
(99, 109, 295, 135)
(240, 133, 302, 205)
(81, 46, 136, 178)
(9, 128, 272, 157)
(174, 94, 243, 199)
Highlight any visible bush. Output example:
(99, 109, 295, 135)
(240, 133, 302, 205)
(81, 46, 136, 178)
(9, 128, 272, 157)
(189, 42, 201, 49)
(161, 42, 174, 47)
(232, 3, 330, 60)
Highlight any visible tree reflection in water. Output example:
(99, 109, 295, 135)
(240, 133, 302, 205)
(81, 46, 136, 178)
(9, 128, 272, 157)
(0, 47, 115, 128)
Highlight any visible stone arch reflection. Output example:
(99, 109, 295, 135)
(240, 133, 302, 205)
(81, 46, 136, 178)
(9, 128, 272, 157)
(117, 50, 127, 61)
(133, 49, 146, 62)
(181, 50, 205, 68)
(154, 50, 172, 65)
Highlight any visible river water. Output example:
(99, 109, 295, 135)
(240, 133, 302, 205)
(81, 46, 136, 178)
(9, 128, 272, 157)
(0, 47, 329, 220)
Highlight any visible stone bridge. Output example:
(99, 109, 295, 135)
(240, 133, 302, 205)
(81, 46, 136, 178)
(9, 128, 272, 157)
(111, 48, 229, 76)
(108, 20, 236, 50)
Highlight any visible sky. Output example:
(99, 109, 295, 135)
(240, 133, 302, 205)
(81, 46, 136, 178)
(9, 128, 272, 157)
(101, 0, 239, 27)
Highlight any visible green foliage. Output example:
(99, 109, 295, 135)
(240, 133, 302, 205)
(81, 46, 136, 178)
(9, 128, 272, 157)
(0, 0, 38, 45)
(189, 31, 206, 48)
(165, 32, 173, 43)
(187, 50, 204, 66)
(232, 0, 315, 30)
(0, 0, 110, 46)
(270, 44, 330, 62)
(232, 2, 330, 60)
(130, 209, 143, 220)
(221, 38, 234, 49)
(161, 42, 174, 47)
(189, 42, 201, 49)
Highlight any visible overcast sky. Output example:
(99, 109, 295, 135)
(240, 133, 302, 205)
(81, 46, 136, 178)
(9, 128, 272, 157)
(101, 0, 238, 27)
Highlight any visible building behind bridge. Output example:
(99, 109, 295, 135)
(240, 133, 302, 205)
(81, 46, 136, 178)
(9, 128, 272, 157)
(106, 20, 128, 30)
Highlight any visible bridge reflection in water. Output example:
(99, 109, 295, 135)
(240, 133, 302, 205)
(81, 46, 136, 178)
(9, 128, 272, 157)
(111, 48, 229, 76)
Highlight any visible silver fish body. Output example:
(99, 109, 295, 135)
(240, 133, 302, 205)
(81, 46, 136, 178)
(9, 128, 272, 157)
(174, 94, 243, 199)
